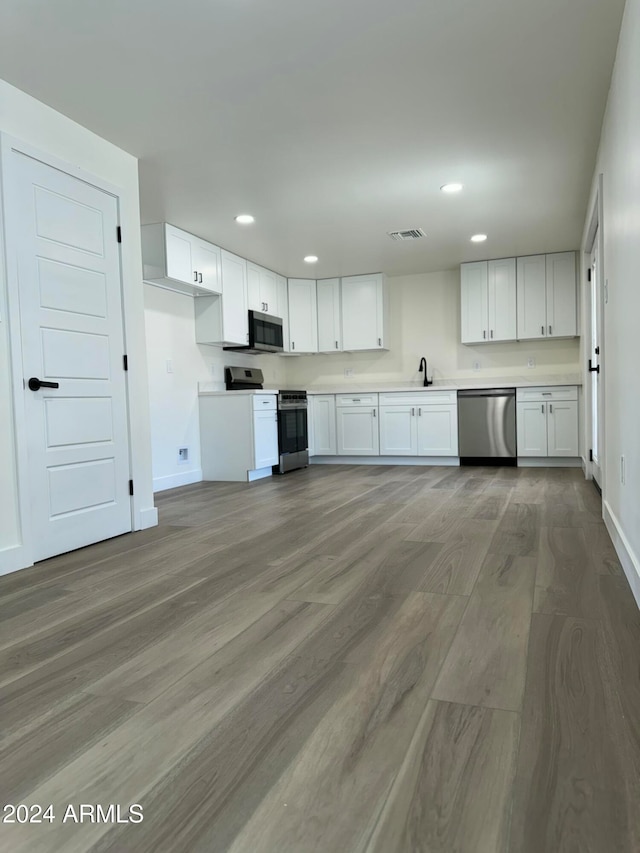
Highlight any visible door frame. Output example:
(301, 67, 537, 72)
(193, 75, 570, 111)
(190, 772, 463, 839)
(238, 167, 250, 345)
(582, 173, 605, 495)
(0, 133, 135, 571)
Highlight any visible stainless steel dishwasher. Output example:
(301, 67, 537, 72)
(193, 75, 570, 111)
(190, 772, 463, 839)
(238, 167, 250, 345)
(457, 388, 517, 465)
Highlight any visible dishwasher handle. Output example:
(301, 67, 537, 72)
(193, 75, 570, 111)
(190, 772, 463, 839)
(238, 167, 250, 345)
(457, 388, 516, 398)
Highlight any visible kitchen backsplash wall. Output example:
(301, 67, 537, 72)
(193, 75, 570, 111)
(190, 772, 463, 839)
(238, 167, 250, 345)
(283, 270, 580, 388)
(144, 285, 287, 490)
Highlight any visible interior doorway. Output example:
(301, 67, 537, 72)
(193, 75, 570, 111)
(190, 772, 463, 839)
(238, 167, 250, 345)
(3, 146, 133, 562)
(585, 177, 605, 494)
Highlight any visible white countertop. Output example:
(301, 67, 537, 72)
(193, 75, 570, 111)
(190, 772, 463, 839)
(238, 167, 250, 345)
(305, 374, 582, 394)
(198, 374, 582, 397)
(198, 384, 279, 396)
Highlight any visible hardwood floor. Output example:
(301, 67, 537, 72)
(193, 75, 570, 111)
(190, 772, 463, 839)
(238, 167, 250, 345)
(0, 465, 638, 852)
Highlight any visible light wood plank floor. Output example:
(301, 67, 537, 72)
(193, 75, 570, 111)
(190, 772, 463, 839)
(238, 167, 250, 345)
(1, 465, 638, 852)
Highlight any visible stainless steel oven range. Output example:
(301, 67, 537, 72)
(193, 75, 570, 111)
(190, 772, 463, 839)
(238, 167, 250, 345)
(274, 390, 308, 474)
(224, 366, 308, 475)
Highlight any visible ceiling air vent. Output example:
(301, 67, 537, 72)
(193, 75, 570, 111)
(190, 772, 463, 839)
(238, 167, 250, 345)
(387, 228, 426, 241)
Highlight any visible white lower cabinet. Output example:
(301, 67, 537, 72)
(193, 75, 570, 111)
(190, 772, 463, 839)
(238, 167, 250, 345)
(379, 392, 458, 457)
(417, 405, 459, 456)
(309, 395, 337, 456)
(336, 395, 379, 455)
(516, 386, 579, 457)
(379, 405, 416, 455)
(199, 394, 278, 481)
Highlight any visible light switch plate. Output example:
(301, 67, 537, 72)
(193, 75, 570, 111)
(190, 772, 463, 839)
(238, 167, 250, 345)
(344, 368, 354, 378)
(527, 357, 535, 369)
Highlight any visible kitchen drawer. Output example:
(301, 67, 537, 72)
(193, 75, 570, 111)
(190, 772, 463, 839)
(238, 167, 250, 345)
(336, 394, 379, 407)
(516, 385, 578, 403)
(379, 391, 457, 406)
(252, 394, 277, 411)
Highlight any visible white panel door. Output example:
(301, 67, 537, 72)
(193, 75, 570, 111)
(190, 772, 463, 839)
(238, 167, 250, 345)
(488, 258, 516, 341)
(379, 406, 417, 455)
(165, 224, 195, 285)
(10, 151, 131, 561)
(336, 407, 379, 455)
(317, 278, 342, 352)
(460, 262, 488, 344)
(547, 401, 579, 457)
(417, 406, 458, 455)
(516, 402, 548, 456)
(220, 250, 248, 345)
(546, 252, 577, 337)
(253, 410, 279, 469)
(192, 238, 221, 294)
(288, 279, 318, 353)
(341, 275, 383, 350)
(311, 395, 337, 455)
(516, 255, 547, 340)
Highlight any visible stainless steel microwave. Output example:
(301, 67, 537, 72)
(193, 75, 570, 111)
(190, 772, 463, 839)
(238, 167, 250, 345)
(223, 310, 284, 354)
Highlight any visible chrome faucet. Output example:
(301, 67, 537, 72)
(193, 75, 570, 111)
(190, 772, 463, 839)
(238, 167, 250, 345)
(418, 357, 432, 387)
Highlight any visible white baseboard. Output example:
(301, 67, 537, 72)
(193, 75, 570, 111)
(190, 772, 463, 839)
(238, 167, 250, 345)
(603, 499, 640, 610)
(517, 457, 582, 468)
(0, 544, 32, 577)
(137, 506, 159, 530)
(247, 467, 274, 482)
(153, 468, 203, 492)
(311, 456, 460, 466)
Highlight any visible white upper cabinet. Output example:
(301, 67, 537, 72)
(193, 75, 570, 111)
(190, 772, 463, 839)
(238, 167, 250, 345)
(276, 275, 290, 352)
(461, 259, 516, 344)
(517, 252, 577, 340)
(341, 274, 388, 351)
(317, 278, 342, 353)
(142, 223, 222, 296)
(546, 252, 577, 338)
(460, 262, 489, 344)
(195, 249, 248, 346)
(487, 258, 517, 341)
(516, 255, 547, 339)
(288, 279, 318, 353)
(247, 262, 279, 315)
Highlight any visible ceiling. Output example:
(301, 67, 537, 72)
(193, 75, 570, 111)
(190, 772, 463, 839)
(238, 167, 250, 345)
(0, 0, 625, 278)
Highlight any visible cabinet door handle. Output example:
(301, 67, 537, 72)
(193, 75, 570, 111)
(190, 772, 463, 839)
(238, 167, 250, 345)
(378, 337, 382, 346)
(549, 403, 553, 414)
(541, 325, 545, 335)
(411, 407, 415, 416)
(194, 271, 198, 282)
(335, 340, 339, 349)
(483, 330, 486, 339)
(548, 325, 552, 335)
(198, 272, 203, 283)
(373, 409, 376, 418)
(541, 404, 544, 413)
(418, 408, 422, 416)
(292, 341, 295, 350)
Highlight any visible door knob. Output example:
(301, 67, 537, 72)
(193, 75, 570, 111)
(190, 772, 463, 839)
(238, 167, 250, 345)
(28, 377, 59, 391)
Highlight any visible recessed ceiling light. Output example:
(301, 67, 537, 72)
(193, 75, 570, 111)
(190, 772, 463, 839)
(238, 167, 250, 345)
(303, 255, 318, 263)
(440, 183, 463, 193)
(234, 214, 255, 224)
(470, 234, 487, 243)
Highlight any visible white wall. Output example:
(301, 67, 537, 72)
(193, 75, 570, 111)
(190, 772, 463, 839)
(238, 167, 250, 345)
(582, 0, 640, 600)
(144, 285, 287, 490)
(0, 79, 157, 573)
(283, 270, 580, 389)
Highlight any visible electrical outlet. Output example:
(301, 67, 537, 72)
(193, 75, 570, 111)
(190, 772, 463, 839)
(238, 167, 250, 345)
(620, 455, 625, 484)
(166, 359, 173, 374)
(527, 357, 535, 369)
(473, 361, 481, 371)
(178, 447, 189, 464)
(344, 368, 354, 378)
